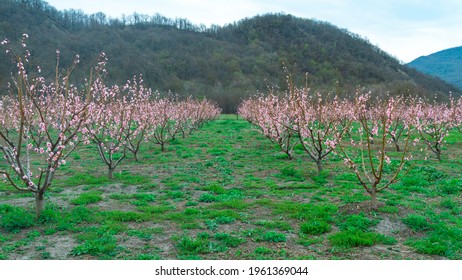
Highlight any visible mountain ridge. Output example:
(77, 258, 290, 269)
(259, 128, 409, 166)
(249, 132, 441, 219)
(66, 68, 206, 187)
(408, 46, 462, 90)
(0, 0, 459, 112)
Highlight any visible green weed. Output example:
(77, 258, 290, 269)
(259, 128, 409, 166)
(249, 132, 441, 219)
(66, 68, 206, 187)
(256, 220, 293, 232)
(62, 174, 109, 187)
(437, 178, 461, 195)
(176, 235, 210, 255)
(300, 220, 331, 235)
(210, 200, 250, 210)
(214, 233, 245, 247)
(37, 204, 61, 224)
(98, 211, 149, 222)
(278, 166, 305, 181)
(402, 214, 432, 232)
(138, 205, 175, 214)
(70, 191, 103, 205)
(272, 201, 338, 222)
(260, 231, 287, 243)
(136, 254, 162, 260)
(254, 246, 273, 255)
(71, 233, 118, 257)
(1, 206, 35, 232)
(199, 193, 220, 203)
(378, 205, 399, 213)
(338, 214, 378, 231)
(68, 206, 94, 223)
(328, 230, 382, 248)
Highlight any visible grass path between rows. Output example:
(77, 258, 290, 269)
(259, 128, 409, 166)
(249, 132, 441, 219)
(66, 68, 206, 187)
(0, 115, 461, 260)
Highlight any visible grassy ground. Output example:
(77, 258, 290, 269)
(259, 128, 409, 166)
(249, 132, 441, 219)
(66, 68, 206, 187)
(0, 114, 461, 260)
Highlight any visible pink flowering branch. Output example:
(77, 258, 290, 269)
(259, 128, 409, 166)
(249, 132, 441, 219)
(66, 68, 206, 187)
(238, 93, 297, 159)
(415, 98, 457, 161)
(0, 35, 91, 217)
(336, 94, 419, 208)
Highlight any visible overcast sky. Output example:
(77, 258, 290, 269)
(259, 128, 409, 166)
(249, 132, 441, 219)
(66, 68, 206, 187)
(45, 0, 462, 63)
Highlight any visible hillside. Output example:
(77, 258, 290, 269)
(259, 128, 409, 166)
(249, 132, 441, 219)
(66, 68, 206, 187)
(0, 0, 460, 112)
(408, 46, 462, 90)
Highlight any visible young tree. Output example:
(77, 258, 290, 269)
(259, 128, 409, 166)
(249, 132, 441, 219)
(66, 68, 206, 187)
(0, 35, 91, 217)
(175, 97, 221, 137)
(121, 75, 152, 161)
(146, 97, 175, 152)
(335, 94, 420, 208)
(415, 99, 457, 161)
(291, 87, 349, 172)
(85, 78, 130, 179)
(238, 94, 297, 159)
(387, 96, 407, 152)
(456, 96, 462, 133)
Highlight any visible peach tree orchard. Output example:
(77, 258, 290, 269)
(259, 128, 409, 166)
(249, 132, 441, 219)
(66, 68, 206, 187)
(238, 80, 462, 209)
(0, 35, 221, 217)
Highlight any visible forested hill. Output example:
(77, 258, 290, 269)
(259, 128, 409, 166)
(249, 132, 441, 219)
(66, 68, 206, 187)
(0, 0, 459, 112)
(408, 46, 462, 90)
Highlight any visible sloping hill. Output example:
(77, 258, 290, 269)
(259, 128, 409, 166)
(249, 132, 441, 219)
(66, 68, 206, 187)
(408, 46, 462, 90)
(0, 0, 459, 112)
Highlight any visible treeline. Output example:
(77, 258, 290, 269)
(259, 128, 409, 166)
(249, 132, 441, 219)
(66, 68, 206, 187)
(0, 0, 460, 112)
(1, 0, 221, 32)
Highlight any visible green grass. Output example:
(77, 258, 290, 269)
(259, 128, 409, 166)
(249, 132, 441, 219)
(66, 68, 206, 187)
(300, 220, 331, 235)
(402, 214, 432, 232)
(1, 116, 462, 260)
(98, 210, 149, 222)
(175, 235, 210, 256)
(1, 205, 35, 232)
(260, 231, 287, 242)
(328, 230, 384, 248)
(71, 232, 119, 257)
(70, 191, 103, 205)
(60, 174, 110, 188)
(406, 224, 462, 258)
(338, 214, 378, 231)
(213, 233, 245, 247)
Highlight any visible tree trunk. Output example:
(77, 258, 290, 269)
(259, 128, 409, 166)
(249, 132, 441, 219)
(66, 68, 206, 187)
(369, 188, 378, 210)
(35, 192, 45, 219)
(394, 141, 400, 152)
(436, 149, 441, 161)
(316, 160, 323, 173)
(161, 143, 165, 152)
(108, 167, 114, 179)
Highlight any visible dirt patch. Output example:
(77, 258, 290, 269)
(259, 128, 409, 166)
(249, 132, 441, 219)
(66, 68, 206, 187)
(98, 184, 139, 194)
(339, 201, 386, 214)
(0, 197, 35, 209)
(349, 244, 447, 260)
(375, 216, 407, 236)
(5, 231, 76, 260)
(47, 235, 77, 259)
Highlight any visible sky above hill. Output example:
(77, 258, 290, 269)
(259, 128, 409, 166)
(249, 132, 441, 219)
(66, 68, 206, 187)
(45, 0, 462, 63)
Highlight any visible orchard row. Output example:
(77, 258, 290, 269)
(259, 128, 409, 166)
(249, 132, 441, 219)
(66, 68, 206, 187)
(0, 36, 220, 216)
(238, 84, 462, 206)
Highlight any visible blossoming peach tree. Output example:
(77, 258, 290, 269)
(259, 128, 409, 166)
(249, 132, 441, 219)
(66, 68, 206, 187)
(334, 94, 421, 208)
(238, 93, 298, 159)
(0, 35, 92, 217)
(415, 98, 458, 161)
